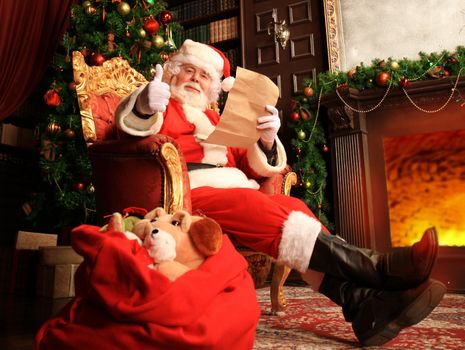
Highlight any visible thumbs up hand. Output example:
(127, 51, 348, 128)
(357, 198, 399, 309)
(135, 64, 171, 115)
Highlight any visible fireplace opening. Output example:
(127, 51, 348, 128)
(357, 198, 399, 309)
(384, 129, 465, 247)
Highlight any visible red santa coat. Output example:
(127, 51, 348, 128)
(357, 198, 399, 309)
(116, 90, 326, 273)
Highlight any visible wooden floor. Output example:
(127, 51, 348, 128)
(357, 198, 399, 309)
(0, 293, 70, 350)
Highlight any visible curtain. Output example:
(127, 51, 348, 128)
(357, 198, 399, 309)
(0, 0, 73, 121)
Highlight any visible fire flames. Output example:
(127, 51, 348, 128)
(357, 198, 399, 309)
(384, 130, 465, 247)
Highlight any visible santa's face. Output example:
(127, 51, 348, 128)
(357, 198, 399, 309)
(175, 64, 211, 94)
(171, 64, 212, 109)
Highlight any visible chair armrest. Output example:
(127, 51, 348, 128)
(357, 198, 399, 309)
(88, 134, 191, 223)
(259, 166, 297, 196)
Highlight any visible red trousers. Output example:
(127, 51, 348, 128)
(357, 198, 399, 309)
(191, 187, 327, 259)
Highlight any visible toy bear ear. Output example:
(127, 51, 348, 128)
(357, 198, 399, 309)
(145, 207, 166, 220)
(189, 217, 223, 256)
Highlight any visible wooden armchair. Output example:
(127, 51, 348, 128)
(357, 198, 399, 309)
(72, 51, 296, 314)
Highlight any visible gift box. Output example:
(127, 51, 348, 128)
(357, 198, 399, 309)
(5, 231, 58, 295)
(36, 246, 83, 298)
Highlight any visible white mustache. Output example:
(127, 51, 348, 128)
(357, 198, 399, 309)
(183, 82, 202, 91)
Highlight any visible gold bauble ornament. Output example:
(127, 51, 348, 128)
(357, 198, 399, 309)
(47, 122, 61, 135)
(87, 184, 95, 194)
(82, 1, 92, 8)
(304, 181, 312, 189)
(117, 1, 131, 16)
(84, 5, 96, 16)
(390, 61, 399, 71)
(138, 28, 146, 38)
(297, 130, 306, 140)
(152, 35, 164, 48)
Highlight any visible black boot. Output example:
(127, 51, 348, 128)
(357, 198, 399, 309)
(309, 227, 438, 290)
(318, 274, 446, 346)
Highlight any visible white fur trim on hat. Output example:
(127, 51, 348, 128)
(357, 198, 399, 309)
(221, 76, 235, 92)
(277, 211, 322, 272)
(171, 39, 223, 79)
(188, 167, 260, 190)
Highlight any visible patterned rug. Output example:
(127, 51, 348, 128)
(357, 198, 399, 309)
(254, 286, 465, 349)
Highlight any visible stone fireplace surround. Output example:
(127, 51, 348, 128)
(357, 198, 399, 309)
(322, 77, 465, 292)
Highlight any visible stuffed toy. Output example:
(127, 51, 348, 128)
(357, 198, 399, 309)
(101, 207, 148, 241)
(107, 207, 223, 281)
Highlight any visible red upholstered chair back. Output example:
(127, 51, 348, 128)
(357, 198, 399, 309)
(72, 51, 190, 222)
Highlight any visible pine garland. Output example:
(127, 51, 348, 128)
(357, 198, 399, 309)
(290, 46, 465, 231)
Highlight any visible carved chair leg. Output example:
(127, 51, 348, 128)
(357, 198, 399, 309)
(270, 263, 291, 315)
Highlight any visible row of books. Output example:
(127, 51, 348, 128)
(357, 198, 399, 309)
(171, 0, 239, 23)
(224, 47, 240, 73)
(173, 17, 239, 47)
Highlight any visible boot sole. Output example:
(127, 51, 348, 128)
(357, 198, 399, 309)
(359, 279, 446, 346)
(422, 227, 439, 281)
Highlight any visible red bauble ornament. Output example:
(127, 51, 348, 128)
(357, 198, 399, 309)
(375, 71, 390, 87)
(159, 51, 169, 61)
(290, 111, 300, 122)
(347, 67, 357, 79)
(303, 86, 314, 97)
(68, 81, 76, 91)
(301, 110, 310, 121)
(399, 77, 409, 88)
(144, 17, 160, 35)
(90, 52, 106, 66)
(74, 182, 85, 191)
(322, 145, 329, 152)
(317, 203, 322, 209)
(443, 70, 450, 76)
(64, 128, 75, 139)
(44, 89, 61, 107)
(158, 10, 172, 25)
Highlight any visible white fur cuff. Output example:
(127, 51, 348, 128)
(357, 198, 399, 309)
(277, 211, 322, 273)
(246, 138, 287, 177)
(115, 85, 163, 137)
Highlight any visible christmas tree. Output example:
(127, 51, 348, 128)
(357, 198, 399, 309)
(26, 0, 178, 234)
(288, 85, 333, 230)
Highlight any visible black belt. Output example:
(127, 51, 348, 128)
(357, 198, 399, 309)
(187, 163, 223, 171)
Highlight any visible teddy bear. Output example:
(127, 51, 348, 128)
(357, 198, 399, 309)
(106, 207, 223, 281)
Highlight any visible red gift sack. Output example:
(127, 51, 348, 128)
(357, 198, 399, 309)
(35, 224, 260, 350)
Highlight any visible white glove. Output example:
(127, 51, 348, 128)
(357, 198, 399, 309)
(257, 105, 280, 144)
(135, 64, 171, 115)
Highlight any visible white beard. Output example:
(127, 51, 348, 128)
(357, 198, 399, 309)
(171, 81, 209, 110)
(170, 80, 228, 166)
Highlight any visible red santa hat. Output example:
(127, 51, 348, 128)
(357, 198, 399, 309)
(170, 39, 235, 92)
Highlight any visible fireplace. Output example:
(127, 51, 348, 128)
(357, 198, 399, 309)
(323, 77, 465, 292)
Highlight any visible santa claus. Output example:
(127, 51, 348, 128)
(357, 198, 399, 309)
(116, 39, 445, 346)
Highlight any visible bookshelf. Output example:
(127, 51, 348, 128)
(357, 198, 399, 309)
(168, 0, 242, 75)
